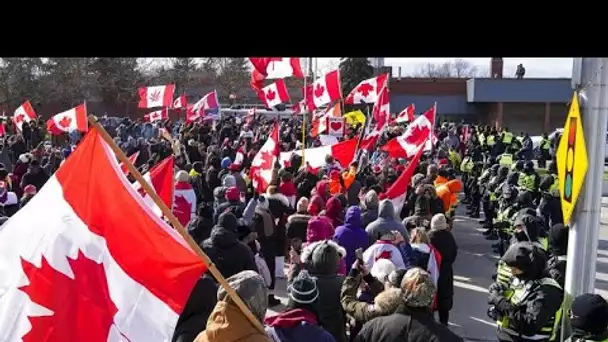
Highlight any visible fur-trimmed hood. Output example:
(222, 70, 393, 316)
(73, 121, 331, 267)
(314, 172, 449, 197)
(301, 239, 346, 275)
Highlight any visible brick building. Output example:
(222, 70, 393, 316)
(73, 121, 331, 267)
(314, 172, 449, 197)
(389, 58, 573, 135)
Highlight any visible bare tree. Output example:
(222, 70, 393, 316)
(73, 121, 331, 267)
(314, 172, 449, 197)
(411, 59, 482, 78)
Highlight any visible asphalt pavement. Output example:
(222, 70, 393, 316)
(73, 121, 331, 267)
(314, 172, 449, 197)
(266, 198, 608, 342)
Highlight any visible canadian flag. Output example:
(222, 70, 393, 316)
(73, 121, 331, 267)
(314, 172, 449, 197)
(280, 138, 358, 169)
(13, 100, 38, 132)
(185, 105, 199, 123)
(302, 70, 342, 110)
(119, 151, 140, 176)
(372, 86, 390, 131)
(0, 127, 205, 341)
(359, 129, 381, 151)
(132, 156, 174, 219)
(311, 101, 341, 137)
(250, 57, 304, 90)
(258, 79, 291, 109)
(144, 109, 169, 122)
(46, 104, 88, 135)
(291, 99, 307, 115)
(381, 105, 436, 158)
(192, 90, 220, 119)
(138, 84, 175, 108)
(344, 73, 389, 104)
(172, 95, 187, 109)
(393, 104, 415, 124)
(383, 141, 426, 214)
(173, 182, 196, 228)
(250, 121, 279, 193)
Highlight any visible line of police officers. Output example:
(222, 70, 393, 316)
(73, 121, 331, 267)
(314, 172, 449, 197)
(456, 125, 608, 342)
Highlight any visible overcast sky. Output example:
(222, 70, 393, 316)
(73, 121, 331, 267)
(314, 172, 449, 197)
(312, 58, 574, 78)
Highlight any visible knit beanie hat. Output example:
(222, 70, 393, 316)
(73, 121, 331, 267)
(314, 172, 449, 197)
(400, 267, 436, 308)
(225, 186, 240, 202)
(222, 175, 236, 188)
(287, 270, 319, 307)
(175, 170, 189, 183)
(296, 197, 309, 213)
(430, 213, 448, 231)
(308, 240, 345, 274)
(217, 270, 268, 323)
(571, 293, 608, 335)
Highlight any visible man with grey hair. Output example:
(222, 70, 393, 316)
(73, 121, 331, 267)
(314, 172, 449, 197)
(354, 268, 463, 342)
(194, 270, 271, 342)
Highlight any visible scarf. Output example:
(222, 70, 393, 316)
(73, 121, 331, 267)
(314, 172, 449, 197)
(264, 309, 317, 328)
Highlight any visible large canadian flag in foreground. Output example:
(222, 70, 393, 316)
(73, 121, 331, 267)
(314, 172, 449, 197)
(381, 105, 436, 158)
(280, 138, 358, 168)
(0, 127, 206, 341)
(383, 141, 426, 214)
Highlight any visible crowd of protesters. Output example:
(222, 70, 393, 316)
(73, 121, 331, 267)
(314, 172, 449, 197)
(0, 113, 606, 342)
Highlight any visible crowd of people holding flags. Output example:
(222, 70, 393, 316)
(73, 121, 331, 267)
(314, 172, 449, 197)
(0, 57, 607, 342)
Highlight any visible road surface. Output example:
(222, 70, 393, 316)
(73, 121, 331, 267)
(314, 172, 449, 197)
(266, 198, 608, 341)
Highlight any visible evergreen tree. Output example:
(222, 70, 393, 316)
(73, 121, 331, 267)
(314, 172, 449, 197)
(339, 58, 374, 96)
(171, 58, 199, 93)
(90, 58, 142, 113)
(217, 58, 249, 97)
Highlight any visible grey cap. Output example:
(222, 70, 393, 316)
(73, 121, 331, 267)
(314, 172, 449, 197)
(217, 270, 268, 322)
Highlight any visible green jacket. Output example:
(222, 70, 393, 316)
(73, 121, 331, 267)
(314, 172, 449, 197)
(340, 270, 401, 324)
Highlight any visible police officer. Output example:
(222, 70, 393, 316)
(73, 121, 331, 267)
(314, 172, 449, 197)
(488, 241, 564, 342)
(501, 127, 514, 154)
(479, 163, 500, 227)
(521, 161, 541, 201)
(567, 293, 608, 342)
(538, 133, 551, 169)
(467, 162, 484, 219)
(497, 147, 515, 168)
(538, 161, 563, 228)
(486, 128, 498, 157)
(460, 153, 475, 203)
(485, 181, 519, 243)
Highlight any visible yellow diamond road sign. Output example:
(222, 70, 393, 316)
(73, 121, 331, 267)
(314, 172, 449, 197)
(556, 92, 588, 225)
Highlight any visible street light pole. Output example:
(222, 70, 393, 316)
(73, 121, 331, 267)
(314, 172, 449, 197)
(563, 58, 608, 339)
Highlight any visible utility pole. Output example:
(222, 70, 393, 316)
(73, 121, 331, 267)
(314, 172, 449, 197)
(563, 58, 608, 338)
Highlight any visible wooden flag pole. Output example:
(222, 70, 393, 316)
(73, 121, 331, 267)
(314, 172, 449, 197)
(87, 116, 267, 335)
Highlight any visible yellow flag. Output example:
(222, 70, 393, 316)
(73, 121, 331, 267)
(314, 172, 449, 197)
(343, 110, 366, 126)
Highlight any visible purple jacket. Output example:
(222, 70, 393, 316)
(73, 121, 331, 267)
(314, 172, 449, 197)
(334, 206, 370, 270)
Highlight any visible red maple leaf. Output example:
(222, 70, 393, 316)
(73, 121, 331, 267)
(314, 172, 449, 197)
(58, 116, 72, 128)
(258, 149, 275, 170)
(314, 83, 325, 98)
(19, 252, 120, 342)
(266, 89, 276, 101)
(357, 82, 374, 97)
(14, 114, 25, 124)
(404, 123, 430, 145)
(149, 90, 161, 102)
(173, 195, 191, 225)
